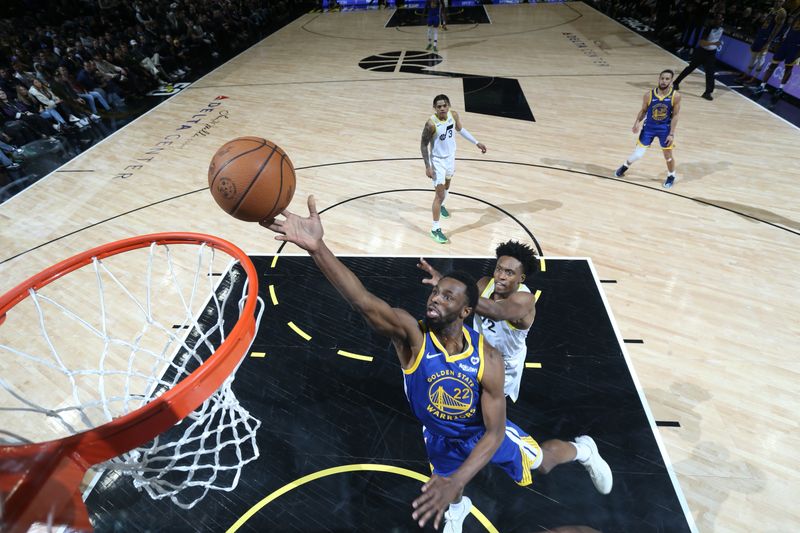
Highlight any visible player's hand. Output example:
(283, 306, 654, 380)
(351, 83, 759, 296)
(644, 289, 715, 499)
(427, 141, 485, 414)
(263, 195, 324, 253)
(476, 142, 487, 154)
(666, 134, 674, 146)
(632, 123, 640, 134)
(411, 474, 464, 529)
(417, 257, 441, 286)
(425, 166, 433, 180)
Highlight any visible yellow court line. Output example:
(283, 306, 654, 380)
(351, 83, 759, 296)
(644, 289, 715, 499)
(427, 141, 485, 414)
(226, 464, 499, 533)
(337, 350, 374, 362)
(287, 321, 312, 341)
(525, 362, 542, 369)
(250, 352, 266, 358)
(268, 284, 278, 305)
(270, 255, 279, 268)
(534, 289, 541, 302)
(539, 258, 546, 272)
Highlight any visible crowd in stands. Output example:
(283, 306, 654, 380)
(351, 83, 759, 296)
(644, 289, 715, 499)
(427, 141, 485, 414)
(591, 0, 798, 55)
(0, 0, 308, 200)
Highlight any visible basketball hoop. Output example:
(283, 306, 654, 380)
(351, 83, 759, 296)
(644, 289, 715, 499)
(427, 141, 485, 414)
(0, 233, 264, 532)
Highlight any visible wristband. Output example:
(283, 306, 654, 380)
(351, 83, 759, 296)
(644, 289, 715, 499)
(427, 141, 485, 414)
(459, 127, 478, 145)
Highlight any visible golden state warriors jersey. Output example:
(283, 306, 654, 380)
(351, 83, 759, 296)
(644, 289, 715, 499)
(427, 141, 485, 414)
(403, 323, 485, 439)
(430, 111, 456, 159)
(643, 88, 674, 129)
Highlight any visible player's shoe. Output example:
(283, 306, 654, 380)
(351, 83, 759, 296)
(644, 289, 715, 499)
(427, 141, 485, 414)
(430, 229, 448, 244)
(750, 85, 766, 96)
(575, 436, 613, 495)
(440, 205, 450, 218)
(443, 496, 471, 533)
(701, 92, 713, 101)
(426, 43, 433, 51)
(614, 164, 628, 177)
(663, 175, 675, 189)
(433, 45, 438, 52)
(771, 88, 784, 102)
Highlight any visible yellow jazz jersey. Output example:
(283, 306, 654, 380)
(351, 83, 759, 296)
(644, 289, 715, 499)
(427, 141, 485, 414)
(403, 322, 485, 439)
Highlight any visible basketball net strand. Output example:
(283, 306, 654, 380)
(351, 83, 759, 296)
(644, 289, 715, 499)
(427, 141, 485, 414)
(0, 240, 264, 512)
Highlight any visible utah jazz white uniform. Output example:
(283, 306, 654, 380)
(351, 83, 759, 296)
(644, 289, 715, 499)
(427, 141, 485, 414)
(403, 322, 542, 485)
(473, 279, 532, 402)
(428, 111, 456, 186)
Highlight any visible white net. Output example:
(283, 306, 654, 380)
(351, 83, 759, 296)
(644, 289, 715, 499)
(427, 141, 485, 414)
(0, 239, 264, 509)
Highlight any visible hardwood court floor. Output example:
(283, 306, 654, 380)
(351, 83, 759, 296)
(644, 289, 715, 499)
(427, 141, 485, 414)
(1, 3, 798, 532)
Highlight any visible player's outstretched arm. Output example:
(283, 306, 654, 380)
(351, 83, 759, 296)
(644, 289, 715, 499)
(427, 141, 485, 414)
(411, 341, 506, 529)
(476, 291, 536, 328)
(266, 195, 421, 348)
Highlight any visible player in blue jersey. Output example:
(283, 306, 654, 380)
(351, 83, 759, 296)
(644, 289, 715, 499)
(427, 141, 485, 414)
(265, 196, 613, 533)
(752, 8, 800, 101)
(426, 0, 442, 52)
(614, 70, 682, 189)
(740, 0, 787, 84)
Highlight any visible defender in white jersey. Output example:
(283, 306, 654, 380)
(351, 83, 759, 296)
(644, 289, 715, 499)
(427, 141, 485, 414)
(419, 240, 538, 402)
(420, 94, 487, 244)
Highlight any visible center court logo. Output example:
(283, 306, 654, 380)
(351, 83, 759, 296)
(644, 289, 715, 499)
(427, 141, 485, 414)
(427, 376, 475, 419)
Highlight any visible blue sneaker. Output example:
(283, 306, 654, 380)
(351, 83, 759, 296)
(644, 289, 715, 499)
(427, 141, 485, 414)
(440, 205, 450, 218)
(614, 164, 628, 177)
(663, 175, 675, 189)
(430, 228, 448, 244)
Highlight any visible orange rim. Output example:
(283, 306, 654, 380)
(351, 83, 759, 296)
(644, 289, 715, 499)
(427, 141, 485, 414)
(0, 233, 259, 532)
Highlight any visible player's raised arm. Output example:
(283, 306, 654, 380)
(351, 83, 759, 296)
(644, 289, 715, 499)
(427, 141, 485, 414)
(266, 196, 422, 361)
(412, 340, 506, 529)
(476, 291, 536, 328)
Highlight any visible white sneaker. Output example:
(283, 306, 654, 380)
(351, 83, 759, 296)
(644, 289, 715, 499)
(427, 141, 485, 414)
(443, 496, 471, 533)
(575, 435, 613, 495)
(68, 114, 80, 123)
(90, 113, 101, 121)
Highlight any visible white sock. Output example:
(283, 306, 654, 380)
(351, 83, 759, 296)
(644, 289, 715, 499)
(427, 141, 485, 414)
(572, 441, 591, 463)
(668, 171, 676, 177)
(433, 28, 438, 46)
(448, 497, 466, 514)
(442, 190, 448, 205)
(779, 83, 785, 89)
(432, 220, 441, 231)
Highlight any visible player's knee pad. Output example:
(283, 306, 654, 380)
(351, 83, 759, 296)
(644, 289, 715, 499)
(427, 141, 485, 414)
(628, 145, 647, 163)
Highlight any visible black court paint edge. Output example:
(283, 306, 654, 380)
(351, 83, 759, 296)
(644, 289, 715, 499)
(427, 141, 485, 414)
(4, 156, 798, 266)
(54, 170, 95, 173)
(656, 421, 682, 427)
(624, 339, 644, 344)
(600, 279, 617, 283)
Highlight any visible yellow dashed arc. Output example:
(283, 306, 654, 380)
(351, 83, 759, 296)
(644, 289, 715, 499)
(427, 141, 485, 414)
(226, 463, 499, 533)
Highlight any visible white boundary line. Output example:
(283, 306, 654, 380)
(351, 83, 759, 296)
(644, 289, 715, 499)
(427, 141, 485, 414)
(585, 257, 699, 532)
(581, 0, 800, 133)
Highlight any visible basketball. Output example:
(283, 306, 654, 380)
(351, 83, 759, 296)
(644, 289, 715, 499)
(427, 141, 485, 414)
(208, 137, 296, 222)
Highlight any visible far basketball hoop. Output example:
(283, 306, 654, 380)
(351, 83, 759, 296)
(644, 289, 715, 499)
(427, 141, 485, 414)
(0, 233, 264, 533)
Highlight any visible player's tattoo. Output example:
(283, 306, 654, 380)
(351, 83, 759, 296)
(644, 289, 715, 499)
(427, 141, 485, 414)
(420, 124, 434, 167)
